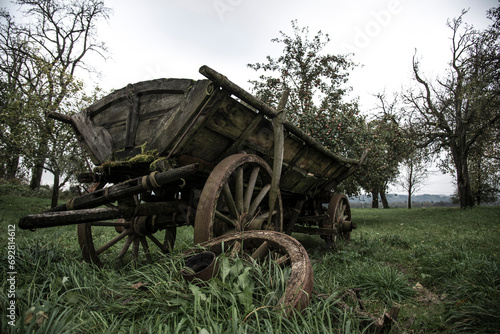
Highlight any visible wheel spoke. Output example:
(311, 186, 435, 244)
(248, 211, 277, 230)
(340, 202, 347, 215)
(276, 255, 290, 266)
(117, 234, 134, 261)
(235, 167, 244, 213)
(250, 241, 269, 260)
(215, 210, 238, 228)
(249, 184, 271, 216)
(132, 238, 140, 261)
(140, 237, 152, 263)
(147, 234, 167, 252)
(96, 228, 131, 255)
(244, 166, 260, 212)
(222, 182, 239, 219)
(163, 229, 175, 251)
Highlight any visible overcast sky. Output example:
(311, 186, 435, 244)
(5, 0, 498, 195)
(87, 0, 496, 104)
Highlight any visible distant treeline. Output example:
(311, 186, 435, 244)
(349, 193, 499, 208)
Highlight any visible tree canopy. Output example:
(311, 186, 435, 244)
(0, 0, 109, 205)
(248, 21, 410, 203)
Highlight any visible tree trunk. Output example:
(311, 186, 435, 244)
(51, 170, 60, 208)
(30, 139, 50, 190)
(5, 156, 19, 180)
(371, 191, 379, 208)
(380, 192, 390, 209)
(454, 150, 475, 209)
(30, 162, 44, 190)
(407, 189, 412, 209)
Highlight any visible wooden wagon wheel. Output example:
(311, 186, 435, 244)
(187, 230, 313, 313)
(78, 182, 176, 268)
(320, 194, 355, 248)
(194, 153, 283, 244)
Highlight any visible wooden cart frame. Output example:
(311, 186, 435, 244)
(20, 66, 366, 269)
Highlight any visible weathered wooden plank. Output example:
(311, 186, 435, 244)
(204, 95, 258, 140)
(146, 80, 214, 156)
(291, 175, 320, 194)
(279, 166, 307, 192)
(87, 78, 194, 118)
(71, 112, 114, 165)
(182, 127, 232, 162)
(125, 93, 140, 147)
(243, 119, 274, 154)
(219, 112, 265, 158)
(293, 148, 333, 177)
(19, 202, 179, 230)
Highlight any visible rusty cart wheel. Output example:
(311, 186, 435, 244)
(186, 230, 313, 314)
(78, 185, 176, 268)
(194, 153, 283, 243)
(321, 194, 356, 248)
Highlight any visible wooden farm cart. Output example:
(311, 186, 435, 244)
(19, 65, 366, 269)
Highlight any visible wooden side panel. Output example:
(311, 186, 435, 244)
(201, 95, 275, 157)
(146, 80, 213, 156)
(71, 112, 114, 165)
(293, 148, 335, 177)
(182, 127, 233, 162)
(72, 78, 199, 164)
(87, 78, 194, 118)
(176, 93, 274, 164)
(134, 93, 186, 146)
(291, 175, 321, 194)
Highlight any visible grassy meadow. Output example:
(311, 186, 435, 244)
(0, 191, 499, 333)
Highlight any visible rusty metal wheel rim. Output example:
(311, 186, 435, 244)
(321, 194, 352, 248)
(194, 153, 283, 244)
(77, 185, 176, 267)
(187, 230, 313, 314)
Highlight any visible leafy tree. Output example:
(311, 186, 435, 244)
(0, 9, 32, 180)
(247, 20, 364, 195)
(354, 94, 413, 208)
(466, 126, 499, 205)
(405, 8, 500, 208)
(0, 0, 109, 189)
(247, 21, 414, 207)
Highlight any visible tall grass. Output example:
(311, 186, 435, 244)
(1, 193, 499, 333)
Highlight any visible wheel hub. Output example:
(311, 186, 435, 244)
(131, 216, 158, 236)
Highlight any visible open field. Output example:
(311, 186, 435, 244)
(1, 194, 499, 333)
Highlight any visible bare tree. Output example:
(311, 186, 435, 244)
(405, 9, 500, 208)
(398, 152, 428, 209)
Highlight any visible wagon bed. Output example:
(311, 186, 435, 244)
(71, 66, 362, 197)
